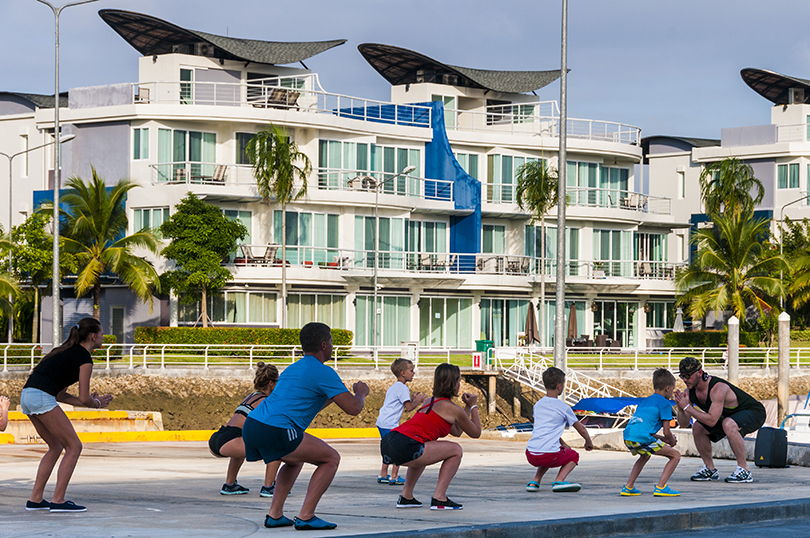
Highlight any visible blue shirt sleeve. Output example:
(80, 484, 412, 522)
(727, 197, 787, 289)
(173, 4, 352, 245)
(659, 397, 673, 421)
(318, 364, 350, 399)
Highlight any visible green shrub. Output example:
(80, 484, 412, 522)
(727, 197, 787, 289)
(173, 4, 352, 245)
(663, 330, 759, 348)
(792, 329, 810, 342)
(133, 327, 353, 357)
(1, 344, 43, 365)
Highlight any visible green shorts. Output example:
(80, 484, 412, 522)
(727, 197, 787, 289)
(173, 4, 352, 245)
(624, 439, 664, 456)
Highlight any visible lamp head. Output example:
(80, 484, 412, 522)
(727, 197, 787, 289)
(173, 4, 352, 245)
(59, 134, 76, 143)
(402, 165, 416, 175)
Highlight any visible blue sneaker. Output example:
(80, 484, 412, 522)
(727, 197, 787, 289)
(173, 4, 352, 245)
(376, 475, 390, 484)
(294, 516, 337, 530)
(388, 476, 405, 485)
(551, 481, 581, 492)
(621, 485, 641, 496)
(653, 484, 680, 497)
(264, 515, 294, 528)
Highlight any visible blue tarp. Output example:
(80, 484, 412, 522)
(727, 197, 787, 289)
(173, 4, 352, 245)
(573, 397, 643, 414)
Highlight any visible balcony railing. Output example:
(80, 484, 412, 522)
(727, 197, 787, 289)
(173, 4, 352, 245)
(125, 75, 432, 128)
(229, 246, 683, 281)
(448, 102, 641, 145)
(484, 185, 671, 215)
(777, 123, 810, 143)
(316, 168, 453, 202)
(149, 162, 257, 186)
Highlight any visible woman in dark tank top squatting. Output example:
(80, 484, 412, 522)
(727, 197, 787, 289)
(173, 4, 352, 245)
(20, 318, 113, 512)
(209, 362, 282, 497)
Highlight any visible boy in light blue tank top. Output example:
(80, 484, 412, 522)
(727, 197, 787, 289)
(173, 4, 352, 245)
(621, 368, 681, 497)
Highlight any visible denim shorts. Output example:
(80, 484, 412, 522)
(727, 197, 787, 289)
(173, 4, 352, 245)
(20, 387, 59, 415)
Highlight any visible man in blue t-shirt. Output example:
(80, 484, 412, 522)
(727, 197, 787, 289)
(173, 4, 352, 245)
(242, 322, 369, 531)
(621, 368, 681, 497)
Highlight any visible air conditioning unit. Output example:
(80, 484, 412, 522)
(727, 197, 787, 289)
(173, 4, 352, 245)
(172, 44, 191, 54)
(442, 74, 458, 86)
(195, 42, 215, 57)
(789, 87, 805, 104)
(416, 69, 425, 83)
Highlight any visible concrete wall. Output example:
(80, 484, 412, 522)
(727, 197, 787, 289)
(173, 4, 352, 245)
(722, 124, 777, 147)
(0, 95, 36, 116)
(69, 83, 132, 109)
(67, 121, 130, 182)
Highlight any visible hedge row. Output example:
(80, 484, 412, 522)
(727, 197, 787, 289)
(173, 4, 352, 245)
(663, 330, 759, 348)
(133, 327, 353, 356)
(791, 330, 810, 341)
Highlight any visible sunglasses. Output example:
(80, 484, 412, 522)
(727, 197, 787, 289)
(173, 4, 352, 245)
(679, 371, 696, 380)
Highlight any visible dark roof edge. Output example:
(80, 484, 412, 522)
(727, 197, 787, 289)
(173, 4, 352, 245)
(0, 92, 69, 109)
(640, 135, 721, 164)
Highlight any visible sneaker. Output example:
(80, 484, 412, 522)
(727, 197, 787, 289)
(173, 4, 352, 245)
(376, 475, 390, 484)
(388, 476, 406, 485)
(396, 495, 423, 508)
(264, 515, 294, 528)
(220, 482, 249, 495)
(260, 484, 275, 498)
(526, 481, 540, 492)
(690, 466, 719, 481)
(725, 468, 753, 483)
(49, 500, 86, 512)
(551, 481, 582, 492)
(621, 485, 641, 496)
(653, 484, 680, 497)
(294, 516, 337, 530)
(430, 497, 463, 510)
(25, 500, 51, 511)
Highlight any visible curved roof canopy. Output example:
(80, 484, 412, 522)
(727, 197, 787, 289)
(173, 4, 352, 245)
(99, 9, 346, 65)
(358, 43, 561, 94)
(0, 92, 68, 109)
(741, 68, 810, 105)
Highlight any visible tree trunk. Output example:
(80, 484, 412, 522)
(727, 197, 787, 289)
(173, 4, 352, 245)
(93, 284, 101, 321)
(281, 203, 287, 329)
(540, 217, 546, 350)
(32, 287, 39, 344)
(201, 284, 208, 328)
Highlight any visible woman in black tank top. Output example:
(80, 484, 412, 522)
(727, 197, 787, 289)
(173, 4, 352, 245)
(210, 362, 281, 496)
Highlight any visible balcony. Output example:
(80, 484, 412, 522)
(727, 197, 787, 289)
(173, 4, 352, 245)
(447, 101, 641, 145)
(316, 168, 453, 203)
(227, 245, 684, 281)
(149, 162, 257, 186)
(70, 75, 432, 129)
(484, 185, 671, 215)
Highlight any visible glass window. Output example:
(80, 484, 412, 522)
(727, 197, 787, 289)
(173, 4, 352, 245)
(456, 152, 479, 180)
(180, 68, 193, 104)
(236, 132, 253, 165)
(419, 296, 472, 348)
(677, 171, 685, 199)
(134, 207, 170, 238)
(594, 229, 633, 276)
(480, 298, 528, 347)
(133, 128, 149, 160)
(355, 295, 409, 346)
(275, 210, 339, 265)
(482, 225, 505, 254)
(646, 302, 675, 329)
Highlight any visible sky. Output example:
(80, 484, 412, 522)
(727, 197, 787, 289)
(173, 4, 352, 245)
(3, 0, 810, 139)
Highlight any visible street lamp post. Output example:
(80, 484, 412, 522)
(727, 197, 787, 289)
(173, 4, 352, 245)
(372, 165, 416, 362)
(779, 194, 810, 308)
(554, 0, 569, 370)
(35, 0, 99, 348)
(1, 134, 75, 343)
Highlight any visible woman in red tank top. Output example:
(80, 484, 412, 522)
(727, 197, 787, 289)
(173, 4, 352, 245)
(380, 363, 481, 510)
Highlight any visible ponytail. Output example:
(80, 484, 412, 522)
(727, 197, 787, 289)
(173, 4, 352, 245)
(44, 317, 102, 360)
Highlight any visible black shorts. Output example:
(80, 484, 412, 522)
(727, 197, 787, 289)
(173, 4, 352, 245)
(242, 416, 303, 464)
(700, 409, 766, 443)
(208, 425, 243, 457)
(380, 431, 425, 466)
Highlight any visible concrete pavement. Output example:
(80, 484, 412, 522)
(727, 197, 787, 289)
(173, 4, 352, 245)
(2, 439, 810, 537)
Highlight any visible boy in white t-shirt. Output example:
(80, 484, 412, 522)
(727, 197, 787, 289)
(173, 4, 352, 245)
(525, 367, 593, 493)
(376, 359, 425, 485)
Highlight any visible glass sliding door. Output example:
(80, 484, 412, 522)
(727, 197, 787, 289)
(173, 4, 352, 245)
(480, 298, 528, 347)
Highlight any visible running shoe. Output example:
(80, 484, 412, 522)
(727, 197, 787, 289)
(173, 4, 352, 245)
(620, 485, 641, 496)
(220, 482, 249, 495)
(396, 495, 423, 508)
(388, 476, 406, 485)
(376, 475, 390, 484)
(653, 484, 680, 497)
(690, 466, 719, 481)
(25, 500, 50, 511)
(551, 481, 582, 492)
(260, 484, 274, 498)
(49, 500, 86, 512)
(294, 516, 337, 530)
(430, 497, 463, 510)
(264, 515, 294, 528)
(725, 468, 753, 483)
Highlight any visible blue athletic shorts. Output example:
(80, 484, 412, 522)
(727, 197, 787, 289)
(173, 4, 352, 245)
(242, 416, 303, 464)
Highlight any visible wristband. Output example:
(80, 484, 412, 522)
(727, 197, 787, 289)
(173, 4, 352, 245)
(469, 405, 478, 412)
(94, 398, 101, 409)
(683, 403, 691, 411)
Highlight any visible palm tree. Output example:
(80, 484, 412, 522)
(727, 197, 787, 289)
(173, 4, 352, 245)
(57, 167, 161, 320)
(699, 158, 764, 218)
(516, 160, 558, 348)
(0, 235, 19, 332)
(246, 125, 312, 328)
(676, 211, 786, 321)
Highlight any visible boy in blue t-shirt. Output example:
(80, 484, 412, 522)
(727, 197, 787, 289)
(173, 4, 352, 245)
(621, 368, 681, 497)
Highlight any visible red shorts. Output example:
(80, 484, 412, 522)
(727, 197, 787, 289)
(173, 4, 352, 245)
(525, 446, 580, 469)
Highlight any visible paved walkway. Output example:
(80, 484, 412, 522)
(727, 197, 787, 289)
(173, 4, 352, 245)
(2, 439, 810, 537)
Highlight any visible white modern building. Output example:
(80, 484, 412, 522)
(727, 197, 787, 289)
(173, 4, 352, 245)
(0, 10, 688, 349)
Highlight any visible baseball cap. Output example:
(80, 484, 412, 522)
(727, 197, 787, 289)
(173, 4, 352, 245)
(678, 357, 702, 377)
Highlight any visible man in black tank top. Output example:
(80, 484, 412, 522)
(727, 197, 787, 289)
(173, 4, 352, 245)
(673, 357, 765, 484)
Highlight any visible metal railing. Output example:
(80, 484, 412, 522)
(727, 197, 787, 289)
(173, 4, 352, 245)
(128, 75, 432, 128)
(149, 162, 257, 186)
(315, 168, 453, 202)
(777, 123, 810, 143)
(565, 187, 671, 215)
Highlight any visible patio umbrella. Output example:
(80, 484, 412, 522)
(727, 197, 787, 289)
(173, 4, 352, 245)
(525, 304, 540, 345)
(673, 307, 685, 332)
(567, 303, 578, 339)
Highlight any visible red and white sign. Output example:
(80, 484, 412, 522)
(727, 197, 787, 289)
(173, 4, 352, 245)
(472, 352, 483, 370)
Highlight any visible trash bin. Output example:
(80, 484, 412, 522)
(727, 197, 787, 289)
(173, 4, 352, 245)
(401, 341, 419, 363)
(475, 339, 494, 364)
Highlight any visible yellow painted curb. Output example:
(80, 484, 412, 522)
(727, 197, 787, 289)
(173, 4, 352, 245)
(0, 433, 15, 444)
(8, 410, 131, 421)
(306, 427, 380, 439)
(77, 430, 215, 443)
